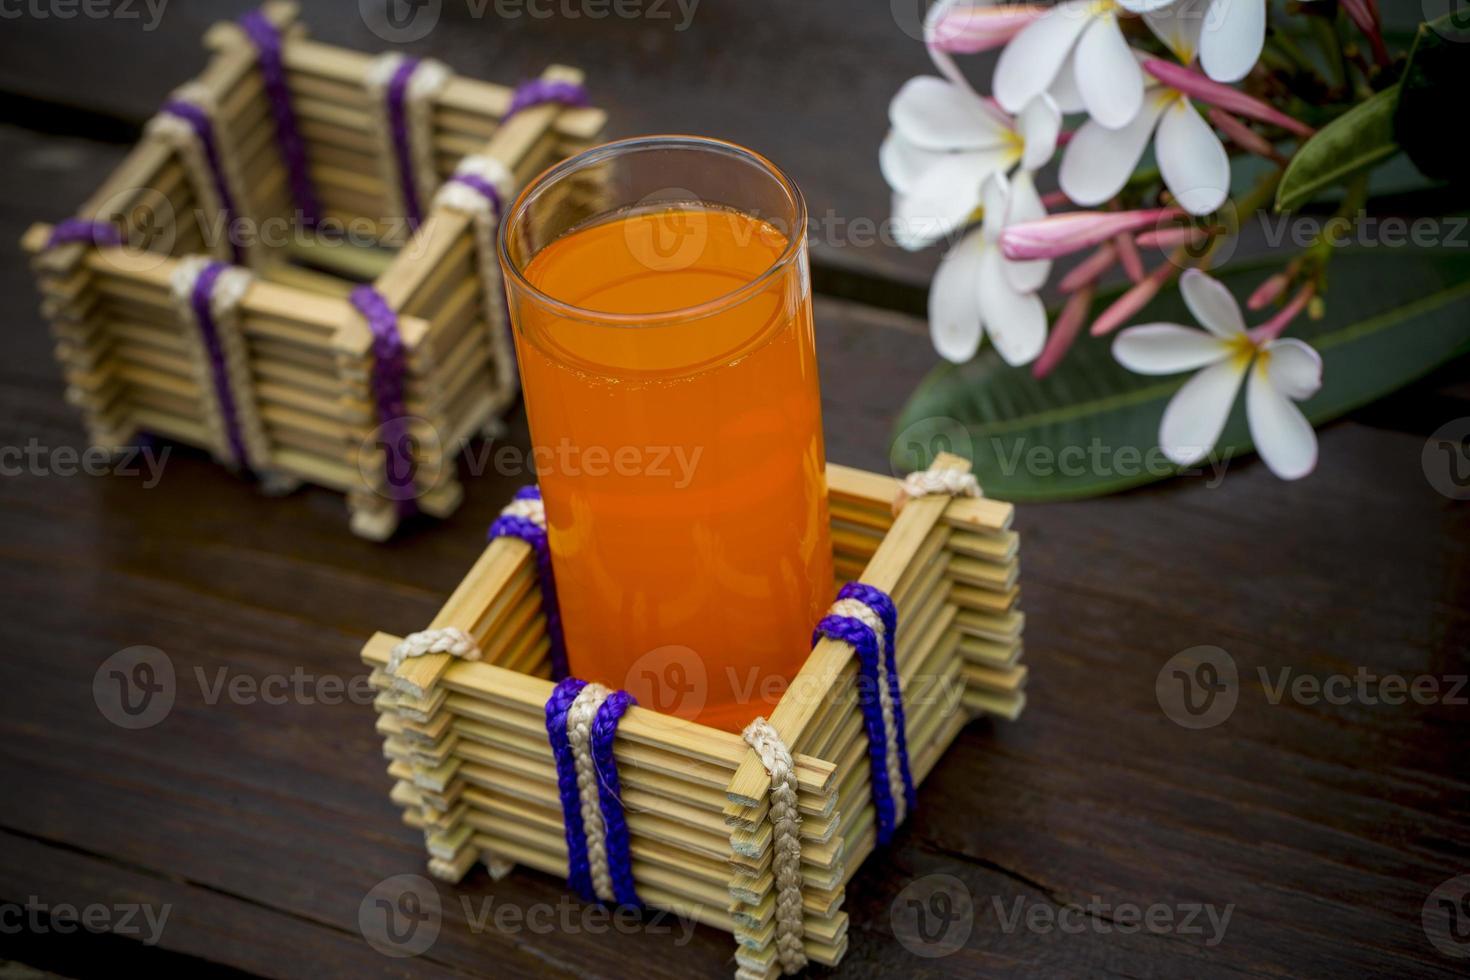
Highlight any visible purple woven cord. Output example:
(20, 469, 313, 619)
(837, 582, 916, 812)
(488, 486, 569, 680)
(813, 582, 915, 846)
(161, 99, 245, 264)
(189, 262, 252, 470)
(348, 286, 418, 518)
(504, 78, 589, 120)
(385, 58, 426, 228)
(545, 677, 597, 903)
(46, 219, 122, 250)
(590, 690, 640, 907)
(239, 10, 320, 226)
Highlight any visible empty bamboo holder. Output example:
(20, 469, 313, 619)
(21, 2, 607, 539)
(363, 455, 1028, 976)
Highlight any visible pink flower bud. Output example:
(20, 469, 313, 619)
(1001, 208, 1183, 261)
(927, 3, 1047, 54)
(1144, 59, 1314, 138)
(1247, 272, 1289, 312)
(1033, 285, 1094, 379)
(1090, 262, 1176, 337)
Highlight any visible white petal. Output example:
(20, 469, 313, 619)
(929, 228, 987, 362)
(1019, 95, 1061, 170)
(994, 1, 1092, 114)
(880, 132, 944, 195)
(1159, 357, 1247, 466)
(1118, 0, 1178, 11)
(1048, 55, 1086, 113)
(1263, 338, 1323, 400)
(1144, 0, 1209, 63)
(1246, 359, 1317, 479)
(1155, 98, 1230, 215)
(1073, 13, 1144, 129)
(978, 246, 1047, 366)
(1001, 169, 1051, 293)
(1199, 0, 1266, 83)
(892, 149, 1011, 249)
(1058, 91, 1168, 205)
(1113, 324, 1230, 374)
(1179, 268, 1246, 336)
(891, 76, 1013, 151)
(979, 169, 1012, 241)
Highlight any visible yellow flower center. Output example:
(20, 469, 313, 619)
(1225, 333, 1259, 371)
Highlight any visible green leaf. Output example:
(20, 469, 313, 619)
(1276, 86, 1401, 211)
(891, 249, 1470, 501)
(1394, 14, 1470, 183)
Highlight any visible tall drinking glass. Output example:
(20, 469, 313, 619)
(499, 136, 832, 732)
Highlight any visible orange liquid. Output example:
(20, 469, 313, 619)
(514, 205, 833, 732)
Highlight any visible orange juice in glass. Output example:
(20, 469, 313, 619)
(499, 136, 832, 732)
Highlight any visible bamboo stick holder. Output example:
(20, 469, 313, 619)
(363, 455, 1027, 976)
(21, 2, 607, 539)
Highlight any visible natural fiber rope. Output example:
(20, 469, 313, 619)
(741, 716, 807, 974)
(169, 256, 264, 470)
(433, 155, 518, 403)
(365, 53, 450, 229)
(386, 626, 482, 675)
(893, 467, 980, 515)
(544, 676, 640, 906)
(567, 683, 615, 903)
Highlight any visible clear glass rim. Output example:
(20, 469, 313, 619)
(497, 135, 809, 327)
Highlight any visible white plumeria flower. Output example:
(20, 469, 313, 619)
(881, 77, 1059, 250)
(994, 0, 1144, 129)
(1121, 0, 1265, 84)
(1112, 269, 1323, 480)
(1058, 72, 1229, 215)
(928, 172, 1049, 366)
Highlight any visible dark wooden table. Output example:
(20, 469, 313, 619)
(3, 3, 1469, 978)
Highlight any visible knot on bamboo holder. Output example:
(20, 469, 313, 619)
(365, 53, 452, 228)
(815, 582, 915, 845)
(893, 465, 981, 515)
(488, 486, 569, 680)
(545, 677, 640, 907)
(387, 627, 483, 675)
(169, 257, 263, 473)
(147, 84, 247, 265)
(741, 716, 808, 975)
